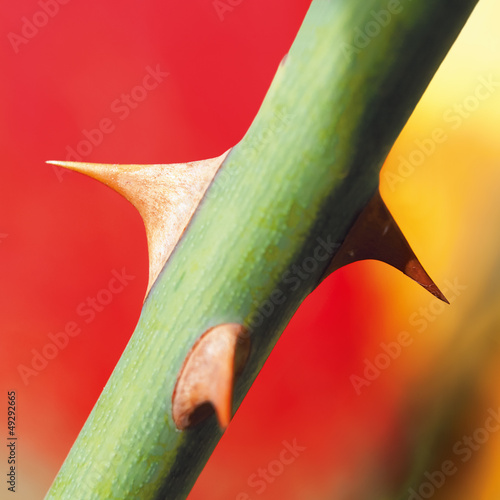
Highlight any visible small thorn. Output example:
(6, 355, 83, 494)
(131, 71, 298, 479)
(322, 190, 448, 303)
(47, 150, 230, 299)
(172, 323, 250, 430)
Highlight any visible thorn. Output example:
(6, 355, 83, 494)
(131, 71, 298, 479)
(47, 150, 230, 299)
(322, 190, 448, 303)
(172, 323, 250, 431)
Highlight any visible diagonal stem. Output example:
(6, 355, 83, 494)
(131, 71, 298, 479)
(46, 1, 479, 498)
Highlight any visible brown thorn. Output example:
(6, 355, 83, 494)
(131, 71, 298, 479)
(322, 190, 449, 303)
(47, 149, 230, 299)
(172, 323, 250, 431)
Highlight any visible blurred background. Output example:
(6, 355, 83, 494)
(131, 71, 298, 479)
(1, 0, 499, 498)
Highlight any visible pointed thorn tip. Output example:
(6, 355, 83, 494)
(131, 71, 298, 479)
(47, 150, 231, 300)
(215, 404, 232, 430)
(172, 323, 249, 431)
(424, 283, 449, 304)
(46, 160, 82, 166)
(321, 189, 450, 303)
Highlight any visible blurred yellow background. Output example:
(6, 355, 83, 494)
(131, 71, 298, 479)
(377, 0, 500, 497)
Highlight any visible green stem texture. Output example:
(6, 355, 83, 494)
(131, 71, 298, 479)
(46, 0, 479, 498)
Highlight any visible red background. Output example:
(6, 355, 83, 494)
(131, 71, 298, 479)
(1, 1, 500, 499)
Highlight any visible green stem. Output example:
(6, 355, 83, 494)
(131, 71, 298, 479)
(46, 1, 479, 498)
